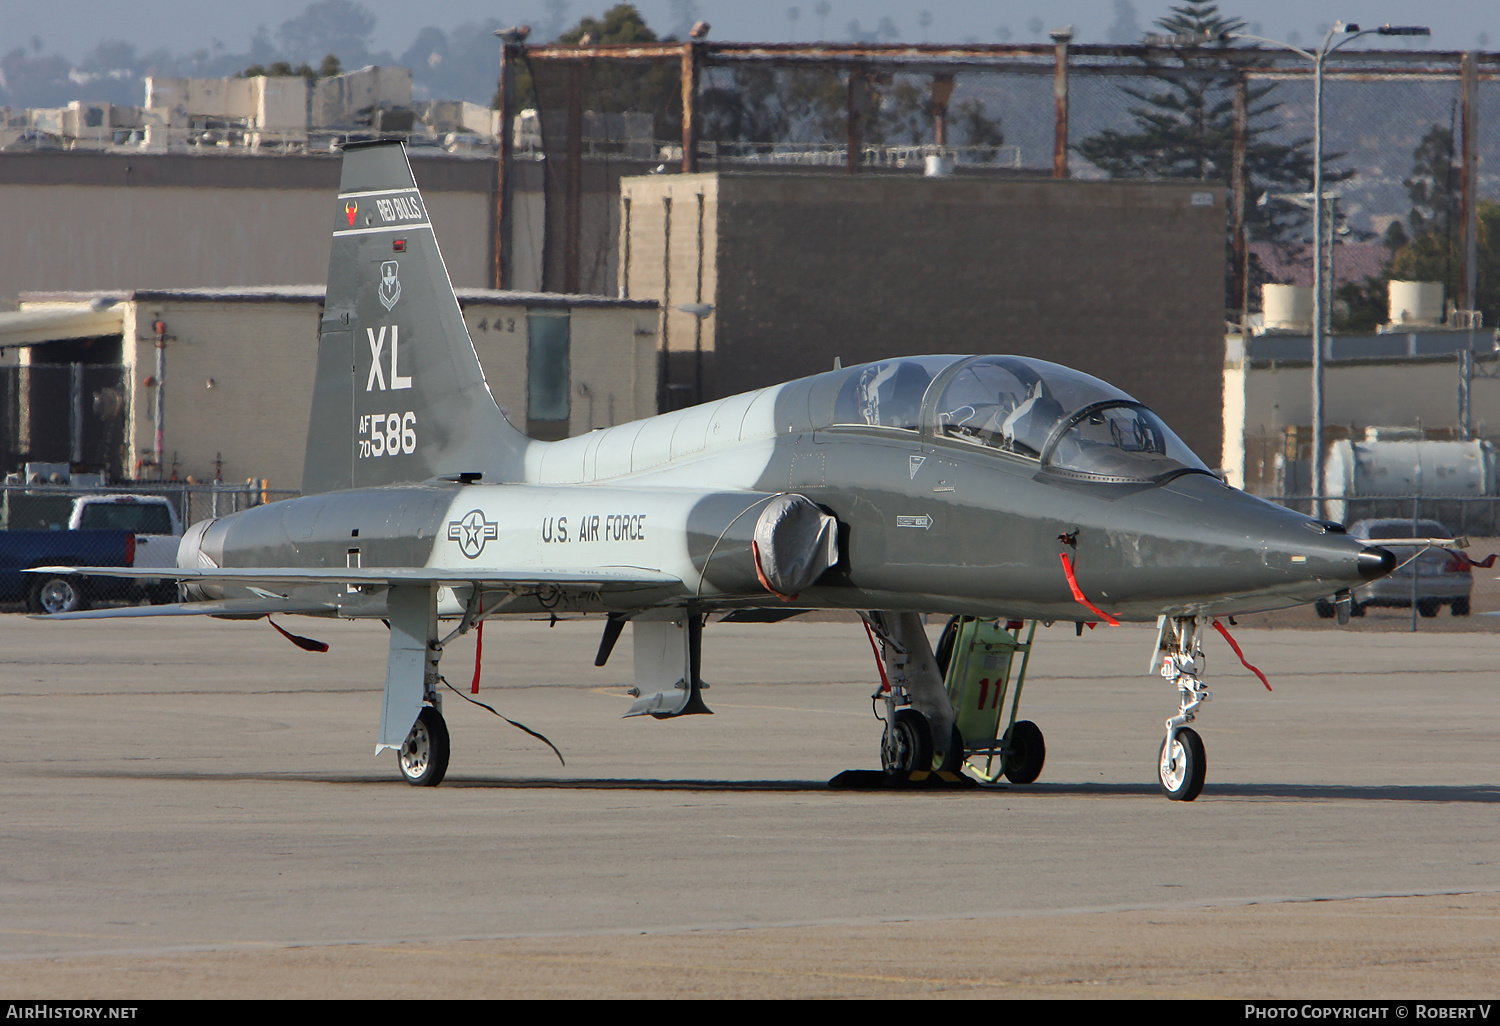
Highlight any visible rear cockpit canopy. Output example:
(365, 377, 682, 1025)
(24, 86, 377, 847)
(825, 355, 1208, 484)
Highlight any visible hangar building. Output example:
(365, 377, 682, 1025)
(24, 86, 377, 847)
(2, 288, 657, 490)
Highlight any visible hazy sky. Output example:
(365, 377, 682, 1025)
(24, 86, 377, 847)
(4, 1, 1495, 63)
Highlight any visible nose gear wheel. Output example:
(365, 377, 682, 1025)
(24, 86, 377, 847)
(1159, 726, 1205, 801)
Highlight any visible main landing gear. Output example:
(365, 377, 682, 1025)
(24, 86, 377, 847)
(1153, 616, 1210, 801)
(865, 611, 961, 778)
(380, 585, 455, 787)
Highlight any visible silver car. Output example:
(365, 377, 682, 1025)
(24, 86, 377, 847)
(1317, 518, 1471, 618)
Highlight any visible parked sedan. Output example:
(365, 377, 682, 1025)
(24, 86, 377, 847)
(1316, 518, 1471, 618)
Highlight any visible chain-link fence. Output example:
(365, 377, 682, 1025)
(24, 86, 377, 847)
(0, 481, 298, 534)
(507, 42, 1500, 324)
(1267, 494, 1500, 538)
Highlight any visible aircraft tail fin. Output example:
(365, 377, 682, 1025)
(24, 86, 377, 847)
(302, 141, 526, 495)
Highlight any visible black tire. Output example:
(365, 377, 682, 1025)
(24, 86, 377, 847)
(1314, 599, 1336, 619)
(934, 616, 962, 679)
(398, 707, 450, 786)
(1417, 598, 1440, 618)
(936, 722, 966, 774)
(148, 582, 180, 605)
(1001, 719, 1046, 784)
(1158, 727, 1206, 801)
(1350, 601, 1366, 617)
(27, 575, 87, 615)
(881, 708, 932, 776)
(1451, 597, 1471, 617)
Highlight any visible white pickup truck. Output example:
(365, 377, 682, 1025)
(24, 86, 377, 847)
(67, 494, 183, 603)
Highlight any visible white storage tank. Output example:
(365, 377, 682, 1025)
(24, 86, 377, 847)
(1387, 280, 1444, 328)
(1261, 284, 1313, 332)
(1322, 438, 1496, 525)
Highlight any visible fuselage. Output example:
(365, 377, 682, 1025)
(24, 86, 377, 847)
(182, 354, 1390, 622)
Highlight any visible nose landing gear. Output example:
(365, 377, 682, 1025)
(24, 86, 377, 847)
(1154, 615, 1210, 801)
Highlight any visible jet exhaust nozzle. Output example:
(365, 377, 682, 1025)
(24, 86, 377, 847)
(1358, 546, 1397, 580)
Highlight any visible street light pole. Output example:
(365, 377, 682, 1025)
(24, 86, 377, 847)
(1224, 23, 1428, 517)
(1311, 27, 1334, 518)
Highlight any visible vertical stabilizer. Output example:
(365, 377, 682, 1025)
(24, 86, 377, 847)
(302, 141, 527, 494)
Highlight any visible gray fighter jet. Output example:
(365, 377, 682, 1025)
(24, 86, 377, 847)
(37, 141, 1395, 801)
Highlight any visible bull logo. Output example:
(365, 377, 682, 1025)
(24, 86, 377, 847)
(344, 201, 358, 226)
(378, 260, 401, 310)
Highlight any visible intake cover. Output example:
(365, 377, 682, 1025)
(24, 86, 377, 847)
(753, 494, 838, 597)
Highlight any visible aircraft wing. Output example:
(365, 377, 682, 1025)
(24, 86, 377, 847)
(27, 565, 681, 589)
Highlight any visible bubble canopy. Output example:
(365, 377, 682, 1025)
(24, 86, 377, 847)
(828, 355, 1210, 483)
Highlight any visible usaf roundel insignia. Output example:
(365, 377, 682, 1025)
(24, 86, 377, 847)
(447, 509, 498, 559)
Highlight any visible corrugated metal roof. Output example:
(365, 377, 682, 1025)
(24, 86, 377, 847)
(0, 304, 124, 348)
(18, 287, 657, 310)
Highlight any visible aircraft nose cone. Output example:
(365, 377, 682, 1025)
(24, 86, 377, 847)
(1358, 545, 1396, 580)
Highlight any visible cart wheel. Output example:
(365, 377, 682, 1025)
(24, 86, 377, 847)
(934, 616, 962, 678)
(1451, 597, 1471, 616)
(1418, 598, 1440, 618)
(1001, 720, 1045, 784)
(936, 723, 965, 774)
(881, 708, 932, 776)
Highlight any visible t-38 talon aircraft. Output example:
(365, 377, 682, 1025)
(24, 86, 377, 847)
(36, 141, 1397, 801)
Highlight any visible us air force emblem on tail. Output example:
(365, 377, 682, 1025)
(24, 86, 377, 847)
(378, 261, 402, 310)
(448, 510, 499, 559)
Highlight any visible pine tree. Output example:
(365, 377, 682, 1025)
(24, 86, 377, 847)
(1076, 0, 1327, 299)
(1403, 122, 1459, 239)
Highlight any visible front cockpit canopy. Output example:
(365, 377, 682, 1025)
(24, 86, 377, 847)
(830, 355, 1208, 483)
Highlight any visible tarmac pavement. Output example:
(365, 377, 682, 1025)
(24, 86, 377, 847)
(1, 614, 1497, 998)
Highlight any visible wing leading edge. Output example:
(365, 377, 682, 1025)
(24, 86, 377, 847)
(26, 565, 681, 588)
(26, 564, 683, 620)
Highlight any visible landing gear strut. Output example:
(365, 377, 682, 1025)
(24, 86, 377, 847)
(1154, 615, 1210, 801)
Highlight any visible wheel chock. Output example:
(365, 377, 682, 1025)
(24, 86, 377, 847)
(828, 769, 980, 790)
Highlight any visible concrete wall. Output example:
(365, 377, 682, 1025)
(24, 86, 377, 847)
(621, 172, 1227, 466)
(119, 298, 318, 489)
(456, 299, 657, 438)
(618, 175, 720, 376)
(0, 151, 523, 309)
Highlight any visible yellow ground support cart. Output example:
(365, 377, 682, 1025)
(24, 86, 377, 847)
(940, 618, 1045, 783)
